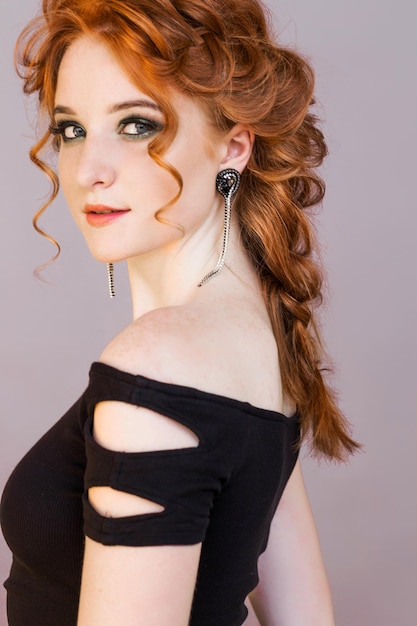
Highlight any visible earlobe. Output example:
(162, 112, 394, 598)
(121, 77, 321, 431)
(221, 125, 254, 173)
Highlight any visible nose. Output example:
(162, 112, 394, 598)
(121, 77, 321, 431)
(75, 136, 116, 189)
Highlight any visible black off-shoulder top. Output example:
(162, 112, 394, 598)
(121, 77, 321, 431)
(1, 362, 299, 626)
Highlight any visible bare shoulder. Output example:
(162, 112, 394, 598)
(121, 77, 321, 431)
(99, 294, 283, 412)
(99, 305, 197, 381)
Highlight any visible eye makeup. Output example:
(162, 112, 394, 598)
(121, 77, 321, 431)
(118, 116, 164, 139)
(49, 116, 164, 142)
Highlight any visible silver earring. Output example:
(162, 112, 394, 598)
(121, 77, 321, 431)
(107, 262, 115, 298)
(198, 168, 241, 287)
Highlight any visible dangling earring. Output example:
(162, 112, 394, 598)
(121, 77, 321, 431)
(198, 168, 241, 287)
(107, 262, 115, 298)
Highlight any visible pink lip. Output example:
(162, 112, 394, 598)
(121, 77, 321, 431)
(84, 204, 130, 227)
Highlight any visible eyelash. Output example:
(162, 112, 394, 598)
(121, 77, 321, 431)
(48, 117, 164, 143)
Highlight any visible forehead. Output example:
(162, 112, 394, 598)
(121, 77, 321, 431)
(56, 37, 143, 102)
(54, 36, 213, 128)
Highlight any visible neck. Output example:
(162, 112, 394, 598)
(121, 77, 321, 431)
(126, 218, 247, 319)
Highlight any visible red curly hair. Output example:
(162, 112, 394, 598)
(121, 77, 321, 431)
(15, 0, 359, 460)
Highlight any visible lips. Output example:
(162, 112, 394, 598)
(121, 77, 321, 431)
(84, 204, 130, 226)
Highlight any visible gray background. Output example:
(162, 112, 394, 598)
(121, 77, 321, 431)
(0, 1, 416, 624)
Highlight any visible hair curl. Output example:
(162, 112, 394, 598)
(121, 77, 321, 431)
(15, 0, 359, 460)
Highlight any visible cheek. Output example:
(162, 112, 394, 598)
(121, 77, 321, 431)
(165, 140, 220, 207)
(127, 165, 181, 218)
(177, 158, 219, 213)
(57, 153, 76, 202)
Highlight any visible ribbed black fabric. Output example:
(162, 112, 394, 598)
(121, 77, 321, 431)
(1, 362, 299, 626)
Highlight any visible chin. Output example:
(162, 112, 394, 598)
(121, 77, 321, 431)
(87, 247, 125, 264)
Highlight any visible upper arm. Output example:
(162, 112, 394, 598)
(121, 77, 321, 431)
(78, 537, 201, 626)
(249, 460, 335, 626)
(78, 390, 203, 625)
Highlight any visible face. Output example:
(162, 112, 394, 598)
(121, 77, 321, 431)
(53, 37, 227, 264)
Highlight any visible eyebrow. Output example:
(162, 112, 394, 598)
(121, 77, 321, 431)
(52, 99, 162, 116)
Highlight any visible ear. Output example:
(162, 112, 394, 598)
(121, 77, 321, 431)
(220, 124, 254, 173)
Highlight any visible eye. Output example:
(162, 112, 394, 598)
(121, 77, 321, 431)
(119, 117, 163, 139)
(62, 124, 85, 140)
(49, 120, 86, 143)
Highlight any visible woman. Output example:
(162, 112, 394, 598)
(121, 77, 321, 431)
(1, 0, 359, 624)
